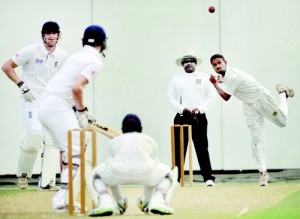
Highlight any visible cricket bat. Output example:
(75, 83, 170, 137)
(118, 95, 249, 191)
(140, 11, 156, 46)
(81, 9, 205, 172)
(88, 121, 121, 139)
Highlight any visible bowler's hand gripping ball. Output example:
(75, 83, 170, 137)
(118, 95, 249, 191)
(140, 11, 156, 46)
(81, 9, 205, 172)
(209, 6, 215, 13)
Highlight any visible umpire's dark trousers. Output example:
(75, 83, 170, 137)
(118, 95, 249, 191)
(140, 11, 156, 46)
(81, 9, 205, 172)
(174, 113, 215, 183)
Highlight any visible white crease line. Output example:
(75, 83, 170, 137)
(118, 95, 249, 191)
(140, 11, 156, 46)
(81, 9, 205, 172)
(236, 207, 249, 217)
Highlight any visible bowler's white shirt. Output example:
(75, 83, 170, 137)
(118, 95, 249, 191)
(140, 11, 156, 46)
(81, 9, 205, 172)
(45, 45, 103, 105)
(12, 42, 67, 100)
(222, 66, 264, 103)
(167, 71, 217, 114)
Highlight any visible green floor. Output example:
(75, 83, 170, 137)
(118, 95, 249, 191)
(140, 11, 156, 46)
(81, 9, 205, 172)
(1, 169, 299, 188)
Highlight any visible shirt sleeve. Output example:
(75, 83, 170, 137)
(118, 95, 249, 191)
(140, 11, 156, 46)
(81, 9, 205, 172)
(11, 45, 33, 66)
(197, 77, 217, 114)
(81, 61, 102, 82)
(223, 69, 241, 95)
(166, 76, 185, 114)
(146, 135, 159, 160)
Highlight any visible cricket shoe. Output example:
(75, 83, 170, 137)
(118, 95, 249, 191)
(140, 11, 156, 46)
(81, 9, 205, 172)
(38, 176, 59, 191)
(136, 196, 150, 214)
(276, 84, 294, 98)
(52, 201, 83, 213)
(114, 196, 128, 215)
(259, 171, 269, 187)
(88, 195, 115, 217)
(205, 180, 215, 187)
(148, 194, 174, 215)
(18, 173, 28, 189)
(43, 185, 60, 191)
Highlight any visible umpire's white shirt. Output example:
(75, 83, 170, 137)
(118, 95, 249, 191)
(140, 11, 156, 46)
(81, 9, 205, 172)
(167, 71, 217, 114)
(12, 42, 67, 100)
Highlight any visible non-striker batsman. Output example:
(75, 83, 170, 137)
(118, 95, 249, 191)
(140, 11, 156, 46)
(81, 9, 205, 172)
(1, 21, 67, 190)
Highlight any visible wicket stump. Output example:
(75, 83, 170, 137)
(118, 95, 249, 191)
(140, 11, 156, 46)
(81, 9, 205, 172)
(171, 125, 193, 187)
(67, 128, 97, 215)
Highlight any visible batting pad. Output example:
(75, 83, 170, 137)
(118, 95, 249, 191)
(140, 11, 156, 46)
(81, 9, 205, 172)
(64, 167, 81, 205)
(40, 137, 60, 187)
(17, 132, 43, 178)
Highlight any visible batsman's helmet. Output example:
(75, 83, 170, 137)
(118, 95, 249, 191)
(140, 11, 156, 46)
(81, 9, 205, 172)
(82, 25, 107, 47)
(122, 114, 142, 133)
(41, 21, 60, 37)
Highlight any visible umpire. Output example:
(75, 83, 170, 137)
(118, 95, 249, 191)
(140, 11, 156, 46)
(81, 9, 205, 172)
(167, 50, 217, 187)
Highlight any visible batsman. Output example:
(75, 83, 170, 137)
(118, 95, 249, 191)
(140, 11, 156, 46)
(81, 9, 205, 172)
(38, 25, 107, 212)
(1, 21, 67, 190)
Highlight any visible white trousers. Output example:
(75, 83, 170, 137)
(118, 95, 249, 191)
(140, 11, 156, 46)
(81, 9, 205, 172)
(243, 89, 288, 172)
(19, 97, 59, 182)
(38, 95, 81, 159)
(93, 161, 171, 187)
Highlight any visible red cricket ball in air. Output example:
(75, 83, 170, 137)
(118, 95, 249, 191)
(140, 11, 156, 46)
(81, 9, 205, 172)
(209, 6, 215, 13)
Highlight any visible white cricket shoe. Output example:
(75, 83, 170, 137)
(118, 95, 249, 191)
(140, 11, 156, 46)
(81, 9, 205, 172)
(52, 201, 83, 213)
(18, 175, 28, 189)
(259, 171, 269, 187)
(88, 195, 115, 217)
(205, 180, 215, 187)
(38, 176, 59, 191)
(148, 194, 174, 215)
(276, 84, 294, 98)
(114, 196, 128, 215)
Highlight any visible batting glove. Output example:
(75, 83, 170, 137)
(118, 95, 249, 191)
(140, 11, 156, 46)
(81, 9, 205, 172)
(75, 107, 97, 128)
(17, 81, 35, 102)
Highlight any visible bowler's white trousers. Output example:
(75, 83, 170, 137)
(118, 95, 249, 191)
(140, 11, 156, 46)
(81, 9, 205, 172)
(243, 89, 288, 172)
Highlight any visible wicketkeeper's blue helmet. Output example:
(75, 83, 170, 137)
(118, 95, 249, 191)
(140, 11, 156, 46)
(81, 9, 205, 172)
(122, 114, 142, 133)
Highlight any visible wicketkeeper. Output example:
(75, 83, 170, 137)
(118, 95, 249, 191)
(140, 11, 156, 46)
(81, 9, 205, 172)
(88, 114, 178, 217)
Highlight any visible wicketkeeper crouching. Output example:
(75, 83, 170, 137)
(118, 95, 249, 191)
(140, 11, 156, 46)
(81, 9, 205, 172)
(88, 114, 178, 216)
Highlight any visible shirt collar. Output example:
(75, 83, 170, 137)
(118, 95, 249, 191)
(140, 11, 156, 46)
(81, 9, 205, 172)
(83, 45, 101, 58)
(223, 65, 231, 79)
(40, 42, 59, 56)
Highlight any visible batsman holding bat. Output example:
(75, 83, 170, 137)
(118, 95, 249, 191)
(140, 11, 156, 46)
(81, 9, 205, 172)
(38, 25, 107, 212)
(209, 54, 294, 186)
(88, 114, 178, 217)
(1, 21, 67, 190)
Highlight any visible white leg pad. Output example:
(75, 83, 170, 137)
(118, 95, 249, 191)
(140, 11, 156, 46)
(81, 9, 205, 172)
(85, 163, 99, 206)
(85, 144, 99, 206)
(40, 135, 60, 188)
(17, 132, 43, 178)
(165, 166, 178, 204)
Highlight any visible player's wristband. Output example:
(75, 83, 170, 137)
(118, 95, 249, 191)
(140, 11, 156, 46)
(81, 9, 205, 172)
(17, 81, 24, 88)
(77, 107, 88, 112)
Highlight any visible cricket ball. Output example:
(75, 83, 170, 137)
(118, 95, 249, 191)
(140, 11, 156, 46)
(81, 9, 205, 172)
(208, 6, 215, 13)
